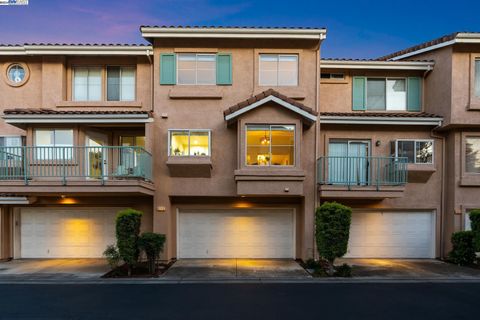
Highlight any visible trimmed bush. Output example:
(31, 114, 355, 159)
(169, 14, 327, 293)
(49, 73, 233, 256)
(334, 263, 352, 277)
(103, 245, 121, 270)
(449, 231, 476, 266)
(469, 209, 480, 252)
(315, 202, 352, 266)
(116, 208, 143, 275)
(138, 233, 166, 274)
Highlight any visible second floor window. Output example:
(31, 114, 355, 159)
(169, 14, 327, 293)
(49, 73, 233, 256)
(246, 125, 295, 166)
(169, 130, 211, 156)
(367, 78, 407, 111)
(34, 129, 74, 160)
(107, 67, 136, 101)
(177, 54, 216, 85)
(259, 54, 298, 86)
(475, 60, 480, 98)
(395, 139, 433, 164)
(73, 67, 102, 101)
(0, 136, 23, 160)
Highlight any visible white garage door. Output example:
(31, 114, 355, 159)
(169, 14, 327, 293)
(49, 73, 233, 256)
(346, 211, 435, 258)
(20, 207, 120, 258)
(178, 209, 295, 259)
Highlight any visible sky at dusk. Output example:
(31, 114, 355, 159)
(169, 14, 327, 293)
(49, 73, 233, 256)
(0, 0, 479, 59)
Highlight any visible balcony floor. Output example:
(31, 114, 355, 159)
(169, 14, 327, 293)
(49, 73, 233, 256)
(318, 184, 405, 199)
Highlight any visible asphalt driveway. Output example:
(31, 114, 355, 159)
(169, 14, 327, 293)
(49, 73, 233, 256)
(338, 258, 480, 279)
(0, 259, 109, 280)
(164, 259, 310, 280)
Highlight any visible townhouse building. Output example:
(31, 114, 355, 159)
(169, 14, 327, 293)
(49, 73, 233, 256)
(0, 27, 478, 262)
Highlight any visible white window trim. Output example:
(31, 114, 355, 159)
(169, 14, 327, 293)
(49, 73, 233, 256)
(107, 66, 136, 101)
(259, 54, 299, 87)
(72, 66, 103, 102)
(168, 129, 212, 156)
(366, 77, 408, 111)
(395, 139, 434, 164)
(34, 129, 74, 147)
(245, 124, 296, 167)
(176, 53, 217, 85)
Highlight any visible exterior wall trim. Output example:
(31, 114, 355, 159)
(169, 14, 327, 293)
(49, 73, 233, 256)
(320, 116, 443, 126)
(3, 114, 153, 124)
(0, 45, 153, 56)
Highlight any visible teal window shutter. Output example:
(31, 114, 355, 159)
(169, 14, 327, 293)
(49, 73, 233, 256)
(352, 77, 366, 110)
(407, 77, 422, 112)
(160, 53, 176, 85)
(216, 53, 232, 85)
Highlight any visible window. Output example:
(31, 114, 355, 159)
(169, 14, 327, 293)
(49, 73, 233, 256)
(107, 67, 136, 101)
(259, 54, 298, 86)
(475, 60, 480, 98)
(366, 78, 407, 110)
(177, 54, 216, 85)
(395, 140, 433, 164)
(0, 136, 23, 160)
(246, 125, 295, 166)
(169, 130, 210, 156)
(321, 73, 344, 80)
(465, 137, 480, 173)
(34, 129, 74, 159)
(73, 67, 102, 101)
(7, 64, 26, 83)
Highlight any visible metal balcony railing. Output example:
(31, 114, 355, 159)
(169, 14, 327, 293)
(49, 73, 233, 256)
(0, 146, 152, 184)
(317, 156, 408, 188)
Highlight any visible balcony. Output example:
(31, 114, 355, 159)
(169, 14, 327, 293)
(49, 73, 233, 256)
(317, 156, 408, 199)
(0, 146, 154, 195)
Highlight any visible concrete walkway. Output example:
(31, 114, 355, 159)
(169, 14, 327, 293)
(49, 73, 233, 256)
(338, 258, 480, 279)
(0, 259, 109, 280)
(163, 259, 311, 280)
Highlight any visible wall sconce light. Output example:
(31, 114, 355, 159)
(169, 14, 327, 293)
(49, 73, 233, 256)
(375, 140, 381, 147)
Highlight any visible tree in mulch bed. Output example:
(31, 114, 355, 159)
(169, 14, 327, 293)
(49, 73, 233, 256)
(448, 231, 476, 266)
(470, 210, 480, 254)
(116, 208, 143, 276)
(315, 201, 352, 276)
(138, 232, 166, 275)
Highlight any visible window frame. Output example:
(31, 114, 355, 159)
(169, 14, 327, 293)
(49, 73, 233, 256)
(167, 129, 212, 157)
(464, 135, 480, 174)
(72, 66, 103, 102)
(321, 73, 345, 80)
(33, 128, 75, 160)
(258, 54, 299, 87)
(176, 53, 217, 86)
(394, 139, 434, 164)
(245, 124, 296, 167)
(0, 135, 24, 160)
(106, 66, 137, 101)
(365, 77, 408, 111)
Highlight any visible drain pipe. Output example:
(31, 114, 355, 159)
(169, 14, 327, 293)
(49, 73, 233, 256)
(313, 42, 321, 261)
(146, 49, 154, 113)
(431, 123, 446, 259)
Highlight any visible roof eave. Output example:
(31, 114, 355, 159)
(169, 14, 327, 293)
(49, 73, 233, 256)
(321, 60, 434, 70)
(0, 45, 153, 56)
(320, 116, 443, 126)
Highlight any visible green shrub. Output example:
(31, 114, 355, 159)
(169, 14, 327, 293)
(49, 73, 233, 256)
(334, 263, 352, 277)
(103, 245, 121, 270)
(469, 210, 480, 252)
(138, 233, 166, 274)
(315, 202, 352, 265)
(116, 208, 143, 275)
(449, 231, 476, 266)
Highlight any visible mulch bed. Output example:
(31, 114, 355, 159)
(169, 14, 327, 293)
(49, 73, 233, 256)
(102, 260, 175, 278)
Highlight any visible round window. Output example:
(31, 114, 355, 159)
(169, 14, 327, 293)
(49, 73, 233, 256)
(7, 64, 26, 84)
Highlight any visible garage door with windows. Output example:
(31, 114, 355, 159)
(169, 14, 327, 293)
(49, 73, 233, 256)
(19, 207, 120, 258)
(178, 209, 295, 259)
(346, 211, 435, 258)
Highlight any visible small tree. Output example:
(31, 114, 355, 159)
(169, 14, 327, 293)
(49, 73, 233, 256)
(469, 209, 480, 252)
(103, 245, 121, 270)
(315, 202, 352, 274)
(449, 231, 476, 266)
(116, 208, 143, 276)
(138, 233, 166, 274)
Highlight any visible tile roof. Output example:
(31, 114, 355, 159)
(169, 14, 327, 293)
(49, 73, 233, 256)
(140, 25, 326, 30)
(320, 112, 442, 118)
(224, 89, 318, 118)
(377, 32, 480, 61)
(3, 108, 151, 116)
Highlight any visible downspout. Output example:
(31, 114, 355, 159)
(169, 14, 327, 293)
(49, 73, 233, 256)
(146, 49, 154, 113)
(430, 121, 445, 259)
(313, 40, 321, 260)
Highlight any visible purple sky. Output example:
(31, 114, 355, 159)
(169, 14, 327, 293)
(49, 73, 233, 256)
(0, 0, 478, 58)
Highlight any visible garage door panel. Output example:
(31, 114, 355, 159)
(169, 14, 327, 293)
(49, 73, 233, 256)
(346, 211, 434, 258)
(178, 209, 294, 259)
(20, 207, 121, 258)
